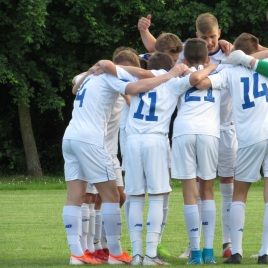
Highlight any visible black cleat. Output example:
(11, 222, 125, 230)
(224, 253, 242, 264)
(258, 254, 268, 264)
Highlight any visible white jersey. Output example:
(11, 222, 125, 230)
(209, 48, 233, 127)
(126, 69, 192, 135)
(63, 73, 128, 146)
(172, 66, 221, 138)
(209, 63, 268, 148)
(105, 95, 125, 155)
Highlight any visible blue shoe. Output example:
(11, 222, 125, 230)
(202, 248, 216, 264)
(188, 250, 203, 265)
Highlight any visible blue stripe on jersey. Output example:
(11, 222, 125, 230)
(208, 47, 222, 57)
(120, 78, 129, 82)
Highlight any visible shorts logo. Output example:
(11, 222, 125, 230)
(65, 224, 72, 228)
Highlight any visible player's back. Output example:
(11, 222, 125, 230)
(126, 70, 179, 135)
(173, 66, 221, 139)
(210, 64, 268, 148)
(63, 73, 126, 146)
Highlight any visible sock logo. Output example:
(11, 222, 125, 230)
(65, 224, 72, 228)
(202, 221, 208, 226)
(135, 223, 142, 227)
(190, 228, 198, 232)
(238, 228, 244, 232)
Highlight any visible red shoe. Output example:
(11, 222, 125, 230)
(108, 251, 132, 264)
(222, 243, 232, 258)
(70, 253, 101, 265)
(93, 249, 109, 262)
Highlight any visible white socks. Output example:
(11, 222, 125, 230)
(87, 206, 96, 252)
(220, 183, 233, 244)
(62, 205, 83, 256)
(159, 194, 169, 243)
(184, 204, 200, 251)
(80, 203, 90, 252)
(146, 195, 164, 257)
(230, 201, 245, 255)
(201, 200, 216, 249)
(94, 210, 103, 250)
(129, 196, 145, 256)
(102, 202, 122, 256)
(259, 203, 268, 256)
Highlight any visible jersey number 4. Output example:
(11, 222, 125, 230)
(133, 92, 158, 121)
(241, 72, 268, 109)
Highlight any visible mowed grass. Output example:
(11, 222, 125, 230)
(0, 176, 265, 267)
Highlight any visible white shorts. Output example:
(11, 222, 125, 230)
(235, 140, 268, 182)
(111, 154, 124, 187)
(119, 128, 127, 171)
(86, 183, 98, 194)
(218, 127, 238, 177)
(124, 134, 172, 195)
(171, 134, 219, 180)
(62, 139, 116, 184)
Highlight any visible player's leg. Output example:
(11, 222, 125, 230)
(225, 141, 266, 264)
(197, 135, 219, 264)
(172, 135, 202, 264)
(218, 127, 237, 257)
(62, 140, 101, 265)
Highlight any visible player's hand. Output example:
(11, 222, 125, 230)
(137, 14, 151, 31)
(221, 50, 254, 68)
(88, 60, 110, 75)
(219, 39, 233, 56)
(169, 63, 189, 77)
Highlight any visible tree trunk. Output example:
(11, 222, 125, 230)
(18, 102, 43, 177)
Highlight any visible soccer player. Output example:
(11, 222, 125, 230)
(62, 51, 184, 265)
(193, 33, 268, 265)
(138, 13, 236, 259)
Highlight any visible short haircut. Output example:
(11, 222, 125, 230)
(112, 46, 139, 60)
(113, 49, 140, 67)
(196, 12, 219, 34)
(155, 33, 183, 54)
(147, 52, 173, 71)
(233, 32, 259, 54)
(184, 38, 208, 65)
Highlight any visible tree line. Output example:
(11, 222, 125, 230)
(1, 0, 268, 176)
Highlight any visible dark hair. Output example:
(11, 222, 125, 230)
(147, 52, 173, 71)
(233, 33, 259, 54)
(184, 38, 208, 65)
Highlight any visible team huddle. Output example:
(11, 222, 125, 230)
(61, 12, 268, 265)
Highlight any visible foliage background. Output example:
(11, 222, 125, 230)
(1, 0, 268, 174)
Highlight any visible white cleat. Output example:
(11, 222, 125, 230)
(131, 254, 143, 265)
(178, 245, 191, 259)
(143, 255, 169, 266)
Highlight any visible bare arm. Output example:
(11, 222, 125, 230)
(119, 65, 154, 78)
(72, 72, 89, 94)
(137, 15, 157, 53)
(195, 78, 212, 90)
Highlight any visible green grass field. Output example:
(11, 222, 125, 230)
(0, 176, 265, 267)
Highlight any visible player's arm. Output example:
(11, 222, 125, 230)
(121, 94, 131, 106)
(72, 72, 89, 94)
(119, 65, 154, 78)
(125, 63, 187, 94)
(188, 63, 218, 86)
(137, 15, 157, 53)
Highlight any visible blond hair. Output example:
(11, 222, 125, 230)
(196, 12, 219, 34)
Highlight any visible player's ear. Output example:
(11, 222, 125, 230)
(183, 58, 189, 66)
(218, 28, 221, 38)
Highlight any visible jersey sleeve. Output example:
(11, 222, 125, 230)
(167, 75, 191, 96)
(116, 66, 138, 82)
(104, 74, 130, 94)
(208, 68, 228, 90)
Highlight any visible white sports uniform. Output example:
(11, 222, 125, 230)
(209, 62, 268, 182)
(209, 49, 238, 177)
(62, 72, 129, 184)
(171, 66, 221, 180)
(123, 69, 192, 195)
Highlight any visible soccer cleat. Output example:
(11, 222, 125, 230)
(131, 254, 143, 265)
(178, 245, 191, 259)
(157, 243, 172, 258)
(69, 254, 101, 265)
(143, 255, 170, 266)
(108, 252, 132, 265)
(222, 243, 232, 258)
(93, 249, 109, 262)
(202, 248, 216, 264)
(258, 254, 268, 264)
(187, 250, 203, 265)
(224, 253, 242, 264)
